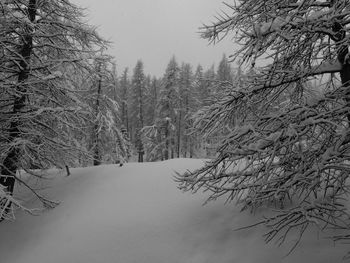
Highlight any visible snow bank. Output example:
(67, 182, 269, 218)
(0, 159, 348, 263)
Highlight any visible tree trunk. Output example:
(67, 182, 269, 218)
(331, 20, 350, 122)
(338, 46, 350, 122)
(164, 121, 169, 160)
(137, 133, 144, 163)
(177, 111, 181, 158)
(65, 165, 71, 176)
(0, 0, 36, 217)
(93, 63, 102, 166)
(93, 120, 101, 166)
(171, 137, 175, 159)
(183, 98, 189, 158)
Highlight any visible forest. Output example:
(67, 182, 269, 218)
(0, 0, 234, 219)
(115, 55, 234, 163)
(2, 0, 350, 260)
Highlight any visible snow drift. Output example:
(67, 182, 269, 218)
(0, 159, 348, 263)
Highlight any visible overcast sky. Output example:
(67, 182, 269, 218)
(71, 0, 234, 77)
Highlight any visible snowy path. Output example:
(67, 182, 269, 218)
(0, 159, 348, 263)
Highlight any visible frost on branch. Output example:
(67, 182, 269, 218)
(178, 0, 350, 252)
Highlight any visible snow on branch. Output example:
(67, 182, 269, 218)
(253, 8, 335, 38)
(311, 60, 342, 75)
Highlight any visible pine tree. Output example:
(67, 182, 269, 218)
(178, 0, 350, 250)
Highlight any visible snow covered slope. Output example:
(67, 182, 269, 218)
(0, 159, 348, 263)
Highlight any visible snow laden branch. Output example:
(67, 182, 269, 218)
(178, 0, 350, 254)
(177, 82, 350, 249)
(202, 1, 350, 69)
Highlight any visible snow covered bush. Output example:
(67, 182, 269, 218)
(178, 0, 350, 250)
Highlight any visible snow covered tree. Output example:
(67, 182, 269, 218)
(188, 65, 208, 157)
(118, 68, 130, 131)
(216, 54, 232, 82)
(202, 65, 216, 105)
(193, 65, 206, 106)
(131, 60, 146, 162)
(157, 56, 180, 160)
(178, 0, 350, 250)
(145, 76, 159, 126)
(178, 63, 194, 157)
(143, 75, 159, 127)
(141, 76, 161, 161)
(0, 0, 107, 219)
(82, 55, 126, 166)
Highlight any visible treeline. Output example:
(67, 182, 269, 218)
(116, 54, 235, 162)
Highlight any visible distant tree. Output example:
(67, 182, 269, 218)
(0, 0, 107, 220)
(83, 55, 125, 166)
(91, 59, 104, 166)
(178, 0, 350, 252)
(143, 75, 154, 126)
(193, 65, 205, 106)
(202, 65, 216, 105)
(178, 63, 194, 158)
(216, 54, 232, 83)
(141, 76, 161, 162)
(141, 124, 164, 162)
(190, 65, 208, 156)
(157, 56, 180, 160)
(119, 68, 130, 132)
(143, 76, 159, 127)
(131, 60, 146, 162)
(149, 77, 160, 125)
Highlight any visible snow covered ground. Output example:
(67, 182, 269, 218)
(0, 158, 348, 263)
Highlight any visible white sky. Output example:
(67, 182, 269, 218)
(71, 0, 235, 77)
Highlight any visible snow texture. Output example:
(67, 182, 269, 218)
(0, 159, 348, 263)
